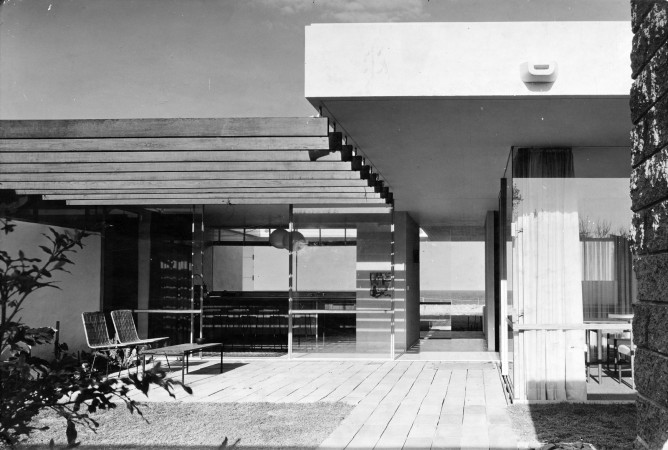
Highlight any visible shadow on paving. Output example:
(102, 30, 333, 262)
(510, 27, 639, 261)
(188, 362, 247, 375)
(509, 403, 636, 449)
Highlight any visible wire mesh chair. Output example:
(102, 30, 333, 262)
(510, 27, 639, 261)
(111, 310, 170, 372)
(81, 311, 129, 374)
(110, 310, 169, 346)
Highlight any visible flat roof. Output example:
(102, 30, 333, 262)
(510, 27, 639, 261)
(305, 22, 632, 226)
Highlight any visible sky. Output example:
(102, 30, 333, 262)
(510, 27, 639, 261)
(0, 0, 630, 120)
(421, 242, 485, 291)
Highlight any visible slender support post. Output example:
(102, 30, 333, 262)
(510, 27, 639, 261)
(499, 178, 509, 377)
(199, 206, 205, 344)
(288, 204, 294, 359)
(190, 206, 195, 344)
(390, 207, 395, 360)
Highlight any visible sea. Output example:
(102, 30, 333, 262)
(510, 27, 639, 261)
(419, 290, 485, 306)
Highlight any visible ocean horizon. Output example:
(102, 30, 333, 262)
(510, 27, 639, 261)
(419, 290, 485, 305)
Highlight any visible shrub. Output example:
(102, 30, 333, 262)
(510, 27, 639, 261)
(0, 220, 191, 446)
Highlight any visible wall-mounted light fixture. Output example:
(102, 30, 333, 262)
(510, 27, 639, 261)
(520, 61, 558, 83)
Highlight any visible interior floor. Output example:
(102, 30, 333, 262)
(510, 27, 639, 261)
(398, 330, 500, 362)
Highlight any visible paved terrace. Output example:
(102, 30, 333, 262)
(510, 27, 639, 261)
(128, 359, 518, 449)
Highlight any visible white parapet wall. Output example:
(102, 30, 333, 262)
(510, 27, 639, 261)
(305, 21, 632, 98)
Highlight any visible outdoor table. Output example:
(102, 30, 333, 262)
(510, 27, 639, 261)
(584, 320, 632, 382)
(141, 342, 223, 383)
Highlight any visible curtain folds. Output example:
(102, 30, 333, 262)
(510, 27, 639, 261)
(512, 148, 586, 401)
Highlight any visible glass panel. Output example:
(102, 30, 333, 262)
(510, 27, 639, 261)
(291, 206, 394, 359)
(419, 241, 486, 348)
(202, 204, 291, 352)
(148, 213, 194, 344)
(577, 179, 636, 319)
(501, 177, 515, 393)
(508, 147, 635, 401)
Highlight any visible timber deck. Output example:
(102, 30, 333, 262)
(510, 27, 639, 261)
(128, 359, 518, 449)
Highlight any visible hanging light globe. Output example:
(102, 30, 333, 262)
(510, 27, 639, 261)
(282, 230, 308, 251)
(269, 228, 288, 249)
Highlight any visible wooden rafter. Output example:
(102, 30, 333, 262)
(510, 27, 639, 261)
(0, 137, 329, 152)
(0, 150, 337, 163)
(0, 171, 362, 182)
(0, 118, 394, 206)
(1, 161, 351, 173)
(16, 186, 378, 195)
(0, 117, 328, 138)
(46, 192, 382, 200)
(65, 198, 387, 205)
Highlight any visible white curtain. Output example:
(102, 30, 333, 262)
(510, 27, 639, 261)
(513, 178, 586, 401)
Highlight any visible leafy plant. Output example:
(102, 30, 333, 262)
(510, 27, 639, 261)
(0, 220, 192, 447)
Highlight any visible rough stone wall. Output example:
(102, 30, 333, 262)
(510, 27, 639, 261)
(630, 1, 668, 448)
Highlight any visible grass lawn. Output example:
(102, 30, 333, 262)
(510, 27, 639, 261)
(18, 402, 353, 449)
(508, 403, 636, 449)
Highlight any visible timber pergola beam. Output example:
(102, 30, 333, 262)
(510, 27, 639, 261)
(16, 187, 379, 195)
(65, 198, 388, 205)
(0, 118, 329, 138)
(0, 118, 393, 206)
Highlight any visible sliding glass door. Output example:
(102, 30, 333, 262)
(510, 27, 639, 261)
(289, 205, 395, 359)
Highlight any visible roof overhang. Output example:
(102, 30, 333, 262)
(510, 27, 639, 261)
(309, 96, 631, 225)
(305, 21, 633, 226)
(0, 118, 394, 208)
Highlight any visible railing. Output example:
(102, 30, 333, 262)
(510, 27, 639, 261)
(134, 308, 203, 345)
(202, 291, 359, 351)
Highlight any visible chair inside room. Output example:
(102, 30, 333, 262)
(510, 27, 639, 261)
(615, 340, 635, 389)
(293, 314, 317, 347)
(584, 330, 606, 383)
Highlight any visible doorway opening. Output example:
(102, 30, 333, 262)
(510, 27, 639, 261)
(401, 227, 497, 361)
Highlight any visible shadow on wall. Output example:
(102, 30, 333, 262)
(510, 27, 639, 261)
(1, 220, 102, 358)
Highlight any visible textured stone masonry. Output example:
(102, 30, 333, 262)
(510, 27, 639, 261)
(631, 2, 668, 77)
(634, 253, 668, 303)
(632, 2, 655, 32)
(631, 148, 668, 210)
(632, 200, 668, 252)
(631, 94, 668, 167)
(634, 303, 668, 353)
(631, 43, 668, 123)
(637, 397, 668, 449)
(631, 1, 668, 447)
(634, 348, 668, 408)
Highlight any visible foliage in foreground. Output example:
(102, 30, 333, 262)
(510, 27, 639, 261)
(0, 220, 192, 446)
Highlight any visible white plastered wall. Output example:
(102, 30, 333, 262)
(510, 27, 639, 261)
(306, 21, 631, 98)
(0, 221, 101, 358)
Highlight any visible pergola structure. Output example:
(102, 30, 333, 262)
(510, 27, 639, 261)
(0, 118, 392, 206)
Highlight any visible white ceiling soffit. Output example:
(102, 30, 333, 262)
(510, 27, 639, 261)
(313, 97, 631, 226)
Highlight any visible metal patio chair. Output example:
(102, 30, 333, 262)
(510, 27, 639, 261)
(616, 342, 635, 389)
(81, 311, 132, 374)
(110, 310, 169, 369)
(110, 309, 169, 346)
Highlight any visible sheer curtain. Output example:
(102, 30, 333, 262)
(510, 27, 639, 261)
(512, 148, 586, 401)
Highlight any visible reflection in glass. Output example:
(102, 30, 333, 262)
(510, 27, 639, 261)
(506, 147, 635, 401)
(291, 207, 394, 359)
